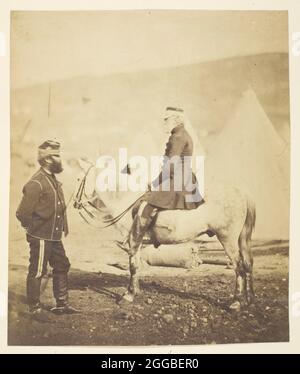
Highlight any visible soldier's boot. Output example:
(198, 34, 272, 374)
(28, 303, 53, 323)
(27, 277, 52, 322)
(27, 275, 42, 310)
(50, 272, 81, 314)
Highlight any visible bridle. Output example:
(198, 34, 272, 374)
(73, 162, 110, 228)
(73, 163, 95, 210)
(73, 162, 143, 229)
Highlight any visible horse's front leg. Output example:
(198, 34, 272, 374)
(128, 245, 142, 296)
(121, 245, 142, 303)
(120, 203, 155, 303)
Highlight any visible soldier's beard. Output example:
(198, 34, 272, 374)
(49, 160, 63, 174)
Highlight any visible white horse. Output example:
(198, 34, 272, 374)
(74, 159, 256, 311)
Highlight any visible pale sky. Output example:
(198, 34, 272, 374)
(11, 10, 288, 89)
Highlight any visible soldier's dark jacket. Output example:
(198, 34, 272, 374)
(143, 124, 203, 210)
(16, 168, 69, 241)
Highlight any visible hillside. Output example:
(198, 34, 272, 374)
(10, 52, 290, 240)
(11, 52, 289, 158)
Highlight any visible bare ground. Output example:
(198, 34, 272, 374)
(8, 237, 289, 346)
(8, 177, 289, 346)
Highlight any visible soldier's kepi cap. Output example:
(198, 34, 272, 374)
(38, 139, 61, 159)
(164, 106, 184, 120)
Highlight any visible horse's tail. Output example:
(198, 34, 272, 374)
(244, 196, 256, 241)
(238, 195, 256, 272)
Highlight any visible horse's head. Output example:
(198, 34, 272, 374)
(72, 156, 132, 235)
(73, 155, 160, 236)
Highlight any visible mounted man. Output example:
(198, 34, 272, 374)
(73, 107, 256, 308)
(119, 106, 204, 254)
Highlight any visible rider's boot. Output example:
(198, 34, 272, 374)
(117, 206, 156, 253)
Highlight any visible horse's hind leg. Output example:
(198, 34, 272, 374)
(239, 233, 255, 305)
(219, 237, 248, 311)
(233, 259, 248, 310)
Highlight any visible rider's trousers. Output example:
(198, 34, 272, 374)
(128, 202, 158, 253)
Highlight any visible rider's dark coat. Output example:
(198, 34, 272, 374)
(142, 124, 204, 210)
(16, 168, 69, 241)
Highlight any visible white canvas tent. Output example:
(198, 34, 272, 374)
(206, 89, 289, 239)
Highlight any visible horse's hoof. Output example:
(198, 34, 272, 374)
(229, 301, 241, 312)
(133, 288, 141, 296)
(120, 292, 134, 303)
(247, 295, 255, 306)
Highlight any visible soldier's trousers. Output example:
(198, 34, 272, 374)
(26, 234, 71, 308)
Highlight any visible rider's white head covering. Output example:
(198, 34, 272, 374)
(164, 106, 205, 156)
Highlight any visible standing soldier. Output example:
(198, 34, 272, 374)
(16, 139, 79, 317)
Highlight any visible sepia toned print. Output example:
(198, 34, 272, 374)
(8, 10, 289, 345)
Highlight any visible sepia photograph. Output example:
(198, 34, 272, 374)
(7, 9, 290, 346)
